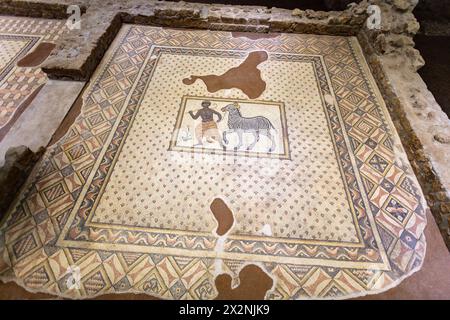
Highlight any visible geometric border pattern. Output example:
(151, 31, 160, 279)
(0, 25, 427, 299)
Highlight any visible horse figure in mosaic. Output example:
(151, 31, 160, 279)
(221, 102, 276, 152)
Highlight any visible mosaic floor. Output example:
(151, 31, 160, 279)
(0, 16, 67, 140)
(0, 25, 428, 299)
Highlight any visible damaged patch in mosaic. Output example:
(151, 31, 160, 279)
(17, 42, 56, 68)
(215, 264, 273, 300)
(210, 198, 234, 237)
(182, 51, 268, 99)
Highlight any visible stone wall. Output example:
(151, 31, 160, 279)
(357, 0, 450, 248)
(1, 0, 368, 81)
(0, 0, 449, 249)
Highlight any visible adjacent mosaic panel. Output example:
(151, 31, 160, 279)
(0, 25, 427, 299)
(0, 16, 67, 136)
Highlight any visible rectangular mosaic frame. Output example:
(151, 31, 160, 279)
(169, 95, 291, 160)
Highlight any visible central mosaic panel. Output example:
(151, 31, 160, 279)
(85, 49, 361, 246)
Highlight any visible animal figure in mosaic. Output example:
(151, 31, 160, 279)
(221, 102, 276, 152)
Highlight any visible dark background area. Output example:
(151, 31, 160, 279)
(414, 0, 450, 118)
(415, 36, 450, 117)
(414, 0, 450, 21)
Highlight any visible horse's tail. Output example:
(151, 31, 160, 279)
(267, 119, 276, 132)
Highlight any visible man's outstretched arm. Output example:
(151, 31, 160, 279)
(189, 110, 200, 119)
(213, 110, 223, 122)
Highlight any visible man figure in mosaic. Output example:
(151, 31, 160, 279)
(188, 100, 224, 148)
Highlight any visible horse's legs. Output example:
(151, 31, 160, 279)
(247, 130, 259, 151)
(223, 130, 230, 145)
(268, 132, 276, 152)
(261, 129, 276, 152)
(214, 128, 225, 150)
(235, 130, 243, 151)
